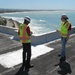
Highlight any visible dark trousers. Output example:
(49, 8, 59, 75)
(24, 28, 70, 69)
(61, 37, 67, 57)
(22, 43, 31, 67)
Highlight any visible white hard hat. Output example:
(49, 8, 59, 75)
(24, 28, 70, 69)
(24, 16, 31, 22)
(61, 15, 69, 19)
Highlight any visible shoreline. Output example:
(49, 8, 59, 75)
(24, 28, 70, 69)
(0, 9, 75, 14)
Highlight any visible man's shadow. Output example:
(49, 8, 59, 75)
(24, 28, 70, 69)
(15, 66, 29, 75)
(55, 61, 72, 75)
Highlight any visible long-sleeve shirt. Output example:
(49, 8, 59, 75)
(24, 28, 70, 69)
(68, 24, 72, 31)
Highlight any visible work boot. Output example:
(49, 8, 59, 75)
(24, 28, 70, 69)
(26, 64, 34, 69)
(58, 53, 61, 57)
(60, 56, 66, 63)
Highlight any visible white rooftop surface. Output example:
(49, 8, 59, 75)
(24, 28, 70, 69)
(0, 45, 54, 68)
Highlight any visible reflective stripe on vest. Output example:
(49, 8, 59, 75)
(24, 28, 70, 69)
(20, 24, 31, 43)
(60, 21, 70, 38)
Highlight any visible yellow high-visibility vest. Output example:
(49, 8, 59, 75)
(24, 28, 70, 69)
(60, 21, 70, 38)
(19, 24, 31, 43)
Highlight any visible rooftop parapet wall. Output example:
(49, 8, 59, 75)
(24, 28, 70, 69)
(0, 25, 75, 45)
(31, 27, 75, 45)
(0, 25, 17, 35)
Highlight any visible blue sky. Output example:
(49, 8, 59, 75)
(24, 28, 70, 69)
(0, 0, 75, 10)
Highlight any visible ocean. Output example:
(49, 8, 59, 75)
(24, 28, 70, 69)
(0, 11, 75, 34)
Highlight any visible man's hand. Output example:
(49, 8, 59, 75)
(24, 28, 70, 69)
(56, 30, 60, 32)
(30, 31, 33, 35)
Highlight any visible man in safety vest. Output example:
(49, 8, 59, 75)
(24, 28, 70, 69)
(57, 15, 72, 63)
(18, 16, 33, 69)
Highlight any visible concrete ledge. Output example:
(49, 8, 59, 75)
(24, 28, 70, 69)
(0, 25, 17, 35)
(31, 27, 75, 45)
(0, 25, 75, 45)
